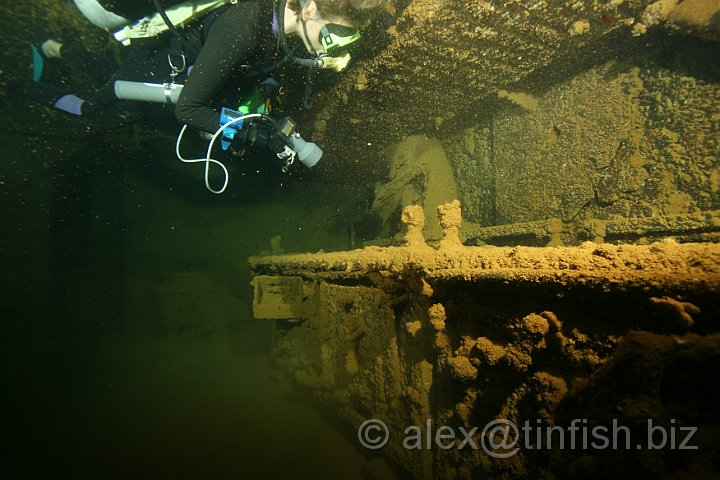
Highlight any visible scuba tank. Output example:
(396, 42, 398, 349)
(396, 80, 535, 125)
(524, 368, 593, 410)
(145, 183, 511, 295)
(113, 0, 231, 46)
(73, 0, 189, 26)
(73, 0, 228, 45)
(98, 1, 189, 20)
(93, 1, 166, 20)
(114, 80, 184, 103)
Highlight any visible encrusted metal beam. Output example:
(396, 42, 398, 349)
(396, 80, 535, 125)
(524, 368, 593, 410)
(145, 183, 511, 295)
(250, 202, 720, 292)
(458, 210, 720, 245)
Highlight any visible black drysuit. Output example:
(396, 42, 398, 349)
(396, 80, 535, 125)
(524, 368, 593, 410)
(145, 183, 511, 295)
(175, 0, 276, 132)
(32, 0, 277, 134)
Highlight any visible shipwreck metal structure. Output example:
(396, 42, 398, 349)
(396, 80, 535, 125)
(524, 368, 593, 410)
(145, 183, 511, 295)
(250, 202, 720, 479)
(313, 0, 720, 162)
(248, 1, 720, 478)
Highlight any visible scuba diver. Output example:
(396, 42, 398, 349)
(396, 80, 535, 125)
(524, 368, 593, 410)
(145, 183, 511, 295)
(26, 0, 389, 192)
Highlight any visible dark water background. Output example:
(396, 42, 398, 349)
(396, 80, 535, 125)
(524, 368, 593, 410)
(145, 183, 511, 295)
(1, 125, 373, 477)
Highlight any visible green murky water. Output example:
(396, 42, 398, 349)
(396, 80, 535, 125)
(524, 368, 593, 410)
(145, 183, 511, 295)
(1, 2, 374, 469)
(2, 129, 372, 477)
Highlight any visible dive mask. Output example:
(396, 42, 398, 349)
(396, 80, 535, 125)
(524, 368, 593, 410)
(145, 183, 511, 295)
(320, 23, 361, 53)
(297, 0, 362, 72)
(311, 24, 360, 72)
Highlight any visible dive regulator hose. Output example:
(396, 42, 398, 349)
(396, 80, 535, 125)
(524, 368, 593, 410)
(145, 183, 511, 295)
(176, 113, 269, 194)
(276, 0, 324, 70)
(152, 0, 199, 56)
(277, 0, 291, 56)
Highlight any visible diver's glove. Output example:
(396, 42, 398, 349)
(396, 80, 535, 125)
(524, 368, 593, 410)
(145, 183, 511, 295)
(219, 107, 245, 150)
(231, 123, 287, 156)
(220, 110, 324, 168)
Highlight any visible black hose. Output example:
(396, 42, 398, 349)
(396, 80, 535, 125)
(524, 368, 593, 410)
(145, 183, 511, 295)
(245, 44, 300, 77)
(277, 0, 292, 55)
(152, 0, 198, 55)
(268, 0, 323, 105)
(277, 0, 318, 66)
(303, 67, 319, 109)
(292, 57, 323, 69)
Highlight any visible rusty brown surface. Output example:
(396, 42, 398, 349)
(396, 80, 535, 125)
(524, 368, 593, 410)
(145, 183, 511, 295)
(251, 203, 720, 292)
(251, 203, 720, 479)
(311, 0, 701, 164)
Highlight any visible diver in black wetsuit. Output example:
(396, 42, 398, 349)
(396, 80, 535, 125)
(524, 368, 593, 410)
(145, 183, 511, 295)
(175, 0, 277, 133)
(32, 0, 387, 136)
